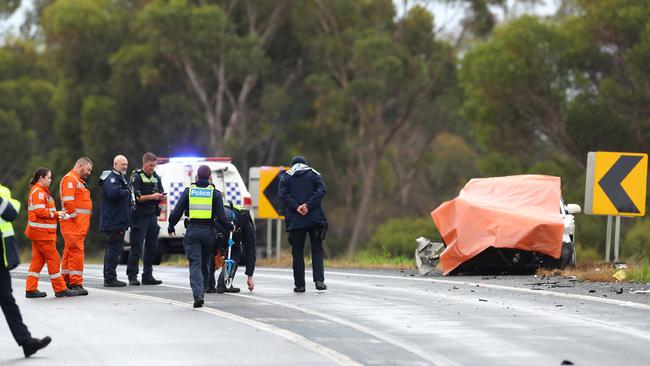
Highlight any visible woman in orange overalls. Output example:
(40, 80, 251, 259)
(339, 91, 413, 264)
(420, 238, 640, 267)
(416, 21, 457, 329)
(24, 168, 78, 298)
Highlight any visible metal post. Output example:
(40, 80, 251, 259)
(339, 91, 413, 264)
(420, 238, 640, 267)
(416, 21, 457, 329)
(614, 216, 621, 262)
(605, 215, 612, 262)
(276, 219, 282, 262)
(266, 219, 272, 258)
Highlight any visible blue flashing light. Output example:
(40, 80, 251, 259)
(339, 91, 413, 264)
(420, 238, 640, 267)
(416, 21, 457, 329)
(169, 157, 205, 163)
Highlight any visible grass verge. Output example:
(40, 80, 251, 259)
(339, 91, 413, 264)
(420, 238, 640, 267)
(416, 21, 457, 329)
(538, 260, 650, 283)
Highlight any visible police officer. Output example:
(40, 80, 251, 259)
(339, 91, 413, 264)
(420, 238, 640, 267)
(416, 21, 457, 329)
(0, 196, 52, 358)
(168, 165, 232, 308)
(0, 182, 20, 271)
(99, 155, 133, 287)
(278, 156, 328, 292)
(128, 152, 165, 286)
(206, 204, 256, 293)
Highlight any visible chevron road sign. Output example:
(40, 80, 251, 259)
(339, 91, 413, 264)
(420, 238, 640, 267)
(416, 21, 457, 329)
(585, 152, 648, 216)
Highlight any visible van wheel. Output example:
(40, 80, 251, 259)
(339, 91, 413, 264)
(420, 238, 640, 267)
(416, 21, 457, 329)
(154, 240, 167, 265)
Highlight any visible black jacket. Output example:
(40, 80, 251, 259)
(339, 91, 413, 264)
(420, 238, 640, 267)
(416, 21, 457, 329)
(0, 196, 17, 223)
(99, 169, 133, 232)
(168, 179, 231, 231)
(278, 168, 327, 231)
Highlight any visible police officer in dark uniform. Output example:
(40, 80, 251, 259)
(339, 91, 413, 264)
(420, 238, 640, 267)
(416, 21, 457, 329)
(0, 196, 52, 357)
(127, 152, 165, 286)
(167, 165, 233, 308)
(206, 204, 256, 293)
(99, 155, 133, 287)
(278, 156, 328, 292)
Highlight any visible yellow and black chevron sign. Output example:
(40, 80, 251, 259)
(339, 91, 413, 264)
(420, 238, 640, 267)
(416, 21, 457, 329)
(585, 152, 648, 216)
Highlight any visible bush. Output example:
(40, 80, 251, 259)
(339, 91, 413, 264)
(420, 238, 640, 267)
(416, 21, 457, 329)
(623, 218, 650, 261)
(367, 217, 439, 257)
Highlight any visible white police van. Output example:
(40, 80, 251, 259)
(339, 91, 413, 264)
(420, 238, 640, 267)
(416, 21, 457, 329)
(122, 157, 252, 264)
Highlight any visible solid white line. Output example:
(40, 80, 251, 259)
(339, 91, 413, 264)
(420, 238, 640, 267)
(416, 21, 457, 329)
(85, 287, 362, 366)
(256, 268, 650, 311)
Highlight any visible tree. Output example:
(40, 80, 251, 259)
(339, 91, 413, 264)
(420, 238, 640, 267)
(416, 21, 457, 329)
(293, 1, 457, 256)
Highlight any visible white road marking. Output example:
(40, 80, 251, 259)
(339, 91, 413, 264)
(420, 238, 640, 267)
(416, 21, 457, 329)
(257, 268, 650, 311)
(84, 286, 362, 366)
(252, 272, 650, 342)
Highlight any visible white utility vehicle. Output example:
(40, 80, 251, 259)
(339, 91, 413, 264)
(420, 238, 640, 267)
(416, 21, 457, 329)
(122, 157, 252, 264)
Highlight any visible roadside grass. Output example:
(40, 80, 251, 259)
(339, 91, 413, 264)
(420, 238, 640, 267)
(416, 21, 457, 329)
(538, 260, 650, 283)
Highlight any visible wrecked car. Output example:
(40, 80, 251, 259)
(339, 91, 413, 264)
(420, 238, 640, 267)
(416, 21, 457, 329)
(429, 175, 581, 275)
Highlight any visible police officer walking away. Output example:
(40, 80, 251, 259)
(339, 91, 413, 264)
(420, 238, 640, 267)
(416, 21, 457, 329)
(278, 156, 328, 292)
(100, 155, 133, 287)
(0, 196, 52, 357)
(128, 152, 165, 286)
(167, 165, 232, 308)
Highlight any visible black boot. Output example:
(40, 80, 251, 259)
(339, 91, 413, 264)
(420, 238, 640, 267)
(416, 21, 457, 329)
(205, 286, 217, 293)
(104, 279, 127, 287)
(23, 336, 52, 358)
(142, 275, 162, 285)
(25, 290, 47, 298)
(193, 298, 204, 308)
(315, 281, 327, 291)
(293, 286, 306, 293)
(69, 285, 89, 296)
(55, 289, 80, 297)
(128, 276, 140, 286)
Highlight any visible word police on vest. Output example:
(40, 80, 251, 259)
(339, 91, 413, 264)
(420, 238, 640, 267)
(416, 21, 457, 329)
(190, 189, 212, 197)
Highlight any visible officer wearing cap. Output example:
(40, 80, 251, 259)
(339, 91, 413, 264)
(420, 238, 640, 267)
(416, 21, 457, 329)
(167, 165, 233, 308)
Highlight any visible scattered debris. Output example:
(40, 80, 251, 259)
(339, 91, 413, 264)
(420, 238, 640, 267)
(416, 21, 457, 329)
(630, 290, 650, 294)
(614, 262, 628, 270)
(561, 360, 574, 365)
(588, 289, 596, 293)
(414, 237, 445, 275)
(612, 270, 627, 281)
(479, 299, 488, 302)
(555, 304, 563, 307)
(615, 288, 623, 294)
(452, 286, 459, 290)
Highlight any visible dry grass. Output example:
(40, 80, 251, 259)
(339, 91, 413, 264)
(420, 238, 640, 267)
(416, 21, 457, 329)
(538, 261, 650, 283)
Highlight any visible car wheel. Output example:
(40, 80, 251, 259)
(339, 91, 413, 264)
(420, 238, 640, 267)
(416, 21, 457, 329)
(560, 241, 576, 268)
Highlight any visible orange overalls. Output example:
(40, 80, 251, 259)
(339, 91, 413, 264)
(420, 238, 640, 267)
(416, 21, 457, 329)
(25, 183, 68, 293)
(60, 170, 92, 286)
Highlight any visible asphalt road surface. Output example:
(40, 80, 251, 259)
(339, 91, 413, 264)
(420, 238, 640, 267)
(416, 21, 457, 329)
(2, 264, 649, 365)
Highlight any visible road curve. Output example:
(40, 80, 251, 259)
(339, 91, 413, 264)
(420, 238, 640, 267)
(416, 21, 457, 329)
(2, 264, 649, 365)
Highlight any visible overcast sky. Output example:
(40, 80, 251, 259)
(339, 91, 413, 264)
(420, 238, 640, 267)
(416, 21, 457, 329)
(1, 0, 559, 41)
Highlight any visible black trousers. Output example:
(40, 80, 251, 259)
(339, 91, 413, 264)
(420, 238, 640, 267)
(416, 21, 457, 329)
(288, 227, 325, 287)
(1, 241, 31, 346)
(103, 230, 125, 281)
(183, 225, 216, 300)
(127, 213, 159, 278)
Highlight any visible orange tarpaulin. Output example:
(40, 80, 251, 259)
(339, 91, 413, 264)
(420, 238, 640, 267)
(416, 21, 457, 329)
(431, 175, 565, 275)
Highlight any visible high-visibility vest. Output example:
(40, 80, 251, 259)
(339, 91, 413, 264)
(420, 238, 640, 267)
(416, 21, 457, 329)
(188, 185, 213, 219)
(0, 184, 19, 238)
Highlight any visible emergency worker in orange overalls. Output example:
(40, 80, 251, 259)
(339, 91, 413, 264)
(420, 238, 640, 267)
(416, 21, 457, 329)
(60, 157, 93, 296)
(24, 168, 79, 298)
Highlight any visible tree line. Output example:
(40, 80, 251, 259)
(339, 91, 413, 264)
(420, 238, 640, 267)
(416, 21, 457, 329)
(1, 0, 649, 260)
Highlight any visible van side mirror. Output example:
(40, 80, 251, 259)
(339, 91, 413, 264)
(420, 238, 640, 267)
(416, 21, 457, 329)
(566, 204, 581, 214)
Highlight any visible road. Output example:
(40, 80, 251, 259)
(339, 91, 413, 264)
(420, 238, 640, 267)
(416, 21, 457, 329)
(2, 264, 649, 365)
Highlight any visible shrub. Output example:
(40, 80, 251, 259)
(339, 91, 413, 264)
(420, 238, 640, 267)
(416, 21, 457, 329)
(367, 217, 440, 257)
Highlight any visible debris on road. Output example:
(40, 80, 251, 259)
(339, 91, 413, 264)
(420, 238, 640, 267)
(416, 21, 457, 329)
(414, 237, 445, 275)
(630, 290, 650, 294)
(612, 270, 627, 281)
(479, 299, 488, 302)
(561, 360, 574, 365)
(588, 289, 596, 293)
